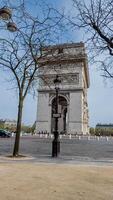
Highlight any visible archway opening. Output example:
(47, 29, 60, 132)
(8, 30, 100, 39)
(51, 96, 68, 134)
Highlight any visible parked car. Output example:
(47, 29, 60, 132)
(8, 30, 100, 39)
(0, 130, 11, 138)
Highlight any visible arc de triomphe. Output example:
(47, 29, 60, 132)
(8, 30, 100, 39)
(36, 42, 90, 135)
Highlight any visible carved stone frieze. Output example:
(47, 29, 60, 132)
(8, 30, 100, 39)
(40, 73, 79, 86)
(39, 62, 82, 75)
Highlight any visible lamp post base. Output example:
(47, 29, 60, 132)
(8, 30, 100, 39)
(52, 138, 60, 157)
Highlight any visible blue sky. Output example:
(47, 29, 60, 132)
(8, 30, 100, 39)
(0, 0, 113, 127)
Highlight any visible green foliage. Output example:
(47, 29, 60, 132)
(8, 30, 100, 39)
(0, 122, 4, 130)
(89, 127, 95, 135)
(90, 127, 113, 136)
(1, 123, 36, 134)
(5, 127, 16, 132)
(21, 123, 36, 134)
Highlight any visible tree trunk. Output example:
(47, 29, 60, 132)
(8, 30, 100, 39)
(13, 96, 23, 157)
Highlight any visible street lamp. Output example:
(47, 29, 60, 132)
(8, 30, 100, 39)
(0, 6, 17, 32)
(0, 7, 12, 20)
(52, 75, 61, 157)
(7, 22, 17, 32)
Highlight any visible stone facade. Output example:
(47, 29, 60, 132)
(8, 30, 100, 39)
(36, 42, 90, 135)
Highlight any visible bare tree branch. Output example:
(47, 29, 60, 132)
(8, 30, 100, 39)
(67, 0, 113, 79)
(0, 0, 64, 156)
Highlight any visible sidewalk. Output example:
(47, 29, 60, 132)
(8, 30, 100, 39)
(0, 154, 113, 166)
(0, 160, 113, 200)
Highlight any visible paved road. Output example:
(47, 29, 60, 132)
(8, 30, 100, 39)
(0, 136, 113, 163)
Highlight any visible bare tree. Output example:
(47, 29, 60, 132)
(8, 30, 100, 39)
(68, 0, 113, 78)
(0, 1, 64, 156)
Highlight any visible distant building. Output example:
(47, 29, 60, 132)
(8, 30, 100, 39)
(96, 124, 113, 129)
(0, 119, 17, 131)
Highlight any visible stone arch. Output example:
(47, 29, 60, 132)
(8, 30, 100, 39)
(51, 95, 68, 134)
(49, 94, 69, 106)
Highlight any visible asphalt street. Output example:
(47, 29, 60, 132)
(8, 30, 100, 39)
(0, 136, 113, 163)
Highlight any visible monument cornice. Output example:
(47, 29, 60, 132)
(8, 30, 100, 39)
(38, 88, 84, 93)
(37, 54, 87, 65)
(41, 42, 84, 51)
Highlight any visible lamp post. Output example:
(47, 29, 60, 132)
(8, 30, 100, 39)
(0, 6, 17, 32)
(52, 75, 61, 157)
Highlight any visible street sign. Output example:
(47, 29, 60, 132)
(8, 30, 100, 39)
(53, 113, 61, 118)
